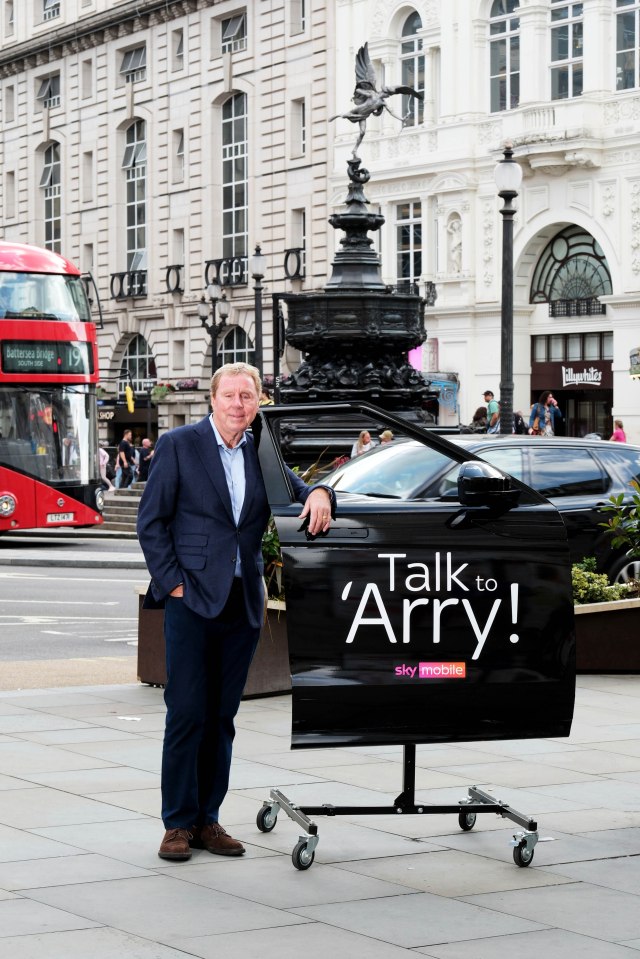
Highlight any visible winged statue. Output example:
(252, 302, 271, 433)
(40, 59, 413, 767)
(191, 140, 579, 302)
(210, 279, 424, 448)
(330, 43, 424, 158)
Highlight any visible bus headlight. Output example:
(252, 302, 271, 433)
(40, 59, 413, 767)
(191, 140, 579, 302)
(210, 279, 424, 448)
(95, 488, 105, 512)
(0, 493, 17, 517)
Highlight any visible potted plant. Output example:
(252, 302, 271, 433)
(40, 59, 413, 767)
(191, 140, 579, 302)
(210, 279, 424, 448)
(572, 557, 640, 672)
(151, 382, 176, 404)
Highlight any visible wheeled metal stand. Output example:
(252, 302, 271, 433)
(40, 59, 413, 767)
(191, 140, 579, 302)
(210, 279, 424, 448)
(257, 743, 539, 871)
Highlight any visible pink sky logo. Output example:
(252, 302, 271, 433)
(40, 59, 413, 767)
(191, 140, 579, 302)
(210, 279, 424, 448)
(395, 662, 466, 679)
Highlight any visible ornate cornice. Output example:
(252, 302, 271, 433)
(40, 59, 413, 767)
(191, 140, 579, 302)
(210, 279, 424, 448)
(0, 0, 204, 77)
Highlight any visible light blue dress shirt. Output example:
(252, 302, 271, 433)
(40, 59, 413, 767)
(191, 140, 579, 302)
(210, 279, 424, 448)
(210, 417, 246, 576)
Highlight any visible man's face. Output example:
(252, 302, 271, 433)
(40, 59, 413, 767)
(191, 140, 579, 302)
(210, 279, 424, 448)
(483, 393, 493, 402)
(211, 373, 259, 442)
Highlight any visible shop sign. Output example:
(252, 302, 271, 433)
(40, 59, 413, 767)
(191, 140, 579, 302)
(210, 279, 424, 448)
(561, 366, 603, 387)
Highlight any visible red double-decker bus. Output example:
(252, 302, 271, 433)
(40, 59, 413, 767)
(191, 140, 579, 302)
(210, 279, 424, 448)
(0, 240, 104, 532)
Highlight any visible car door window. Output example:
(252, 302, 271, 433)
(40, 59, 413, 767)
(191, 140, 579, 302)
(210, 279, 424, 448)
(474, 446, 525, 482)
(596, 446, 640, 487)
(325, 441, 457, 500)
(435, 446, 524, 497)
(529, 448, 608, 497)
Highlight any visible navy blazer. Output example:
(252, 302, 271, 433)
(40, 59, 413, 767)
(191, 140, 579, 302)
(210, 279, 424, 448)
(137, 416, 316, 629)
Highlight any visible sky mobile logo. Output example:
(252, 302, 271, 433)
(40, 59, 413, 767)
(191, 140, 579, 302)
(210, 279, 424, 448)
(395, 662, 467, 679)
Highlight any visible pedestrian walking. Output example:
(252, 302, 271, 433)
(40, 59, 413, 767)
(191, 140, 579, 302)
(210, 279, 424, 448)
(610, 419, 627, 442)
(483, 391, 500, 433)
(529, 391, 562, 436)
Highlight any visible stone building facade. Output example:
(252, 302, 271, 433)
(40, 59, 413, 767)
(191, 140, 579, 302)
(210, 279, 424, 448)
(0, 0, 335, 443)
(332, 0, 640, 440)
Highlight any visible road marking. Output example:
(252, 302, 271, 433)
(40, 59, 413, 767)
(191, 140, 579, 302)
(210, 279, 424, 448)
(0, 572, 148, 584)
(0, 599, 118, 606)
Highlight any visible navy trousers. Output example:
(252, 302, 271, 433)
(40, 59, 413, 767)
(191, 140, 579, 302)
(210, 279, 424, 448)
(161, 581, 260, 828)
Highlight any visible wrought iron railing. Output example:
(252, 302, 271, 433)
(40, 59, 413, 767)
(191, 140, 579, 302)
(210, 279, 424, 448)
(110, 270, 147, 299)
(549, 297, 605, 317)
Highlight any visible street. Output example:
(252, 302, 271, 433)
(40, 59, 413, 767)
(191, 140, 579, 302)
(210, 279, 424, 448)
(0, 533, 150, 689)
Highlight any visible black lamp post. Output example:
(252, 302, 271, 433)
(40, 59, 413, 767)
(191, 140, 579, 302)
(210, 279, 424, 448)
(198, 282, 230, 375)
(249, 244, 266, 377)
(143, 380, 155, 439)
(493, 143, 522, 436)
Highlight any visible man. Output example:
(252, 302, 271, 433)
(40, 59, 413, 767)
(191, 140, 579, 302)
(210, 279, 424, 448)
(483, 390, 500, 433)
(137, 362, 334, 862)
(117, 428, 136, 488)
(137, 437, 154, 482)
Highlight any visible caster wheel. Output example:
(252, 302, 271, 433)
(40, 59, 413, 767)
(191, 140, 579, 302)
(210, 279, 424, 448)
(458, 811, 477, 831)
(513, 841, 534, 867)
(292, 839, 315, 870)
(256, 805, 277, 833)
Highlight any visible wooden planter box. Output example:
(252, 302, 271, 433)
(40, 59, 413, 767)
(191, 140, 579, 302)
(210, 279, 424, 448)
(575, 597, 640, 672)
(136, 591, 291, 697)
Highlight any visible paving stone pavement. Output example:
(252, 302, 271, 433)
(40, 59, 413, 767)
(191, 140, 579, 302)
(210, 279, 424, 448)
(0, 675, 639, 958)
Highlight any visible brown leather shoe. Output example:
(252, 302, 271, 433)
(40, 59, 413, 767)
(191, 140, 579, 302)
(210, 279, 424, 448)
(158, 827, 193, 861)
(192, 823, 245, 856)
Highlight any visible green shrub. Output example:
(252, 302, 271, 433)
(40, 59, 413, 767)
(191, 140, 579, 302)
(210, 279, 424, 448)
(600, 479, 640, 558)
(572, 557, 634, 605)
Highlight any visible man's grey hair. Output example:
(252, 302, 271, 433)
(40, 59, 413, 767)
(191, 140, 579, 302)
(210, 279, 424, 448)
(210, 363, 261, 399)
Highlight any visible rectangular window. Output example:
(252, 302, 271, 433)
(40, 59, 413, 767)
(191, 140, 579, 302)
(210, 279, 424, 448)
(43, 0, 60, 22)
(172, 228, 185, 265)
(489, 9, 520, 112)
(173, 128, 185, 183)
(172, 28, 184, 71)
(532, 332, 611, 362)
(289, 208, 307, 278)
(5, 170, 15, 219)
(550, 2, 583, 100)
(5, 1, 14, 35)
(173, 339, 185, 370)
(533, 337, 547, 362)
(81, 59, 93, 99)
(82, 151, 94, 204)
(4, 83, 15, 123)
(221, 12, 246, 53)
(83, 243, 94, 273)
(567, 332, 581, 360)
(616, 1, 638, 90)
(290, 0, 305, 34)
(291, 98, 306, 157)
(36, 74, 61, 109)
(120, 46, 147, 84)
(396, 201, 422, 285)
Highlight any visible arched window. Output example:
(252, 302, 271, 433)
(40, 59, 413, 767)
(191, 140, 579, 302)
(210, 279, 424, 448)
(218, 325, 255, 366)
(40, 143, 61, 252)
(489, 0, 520, 113)
(119, 334, 157, 396)
(222, 93, 248, 282)
(530, 226, 612, 316)
(122, 120, 147, 294)
(401, 12, 424, 126)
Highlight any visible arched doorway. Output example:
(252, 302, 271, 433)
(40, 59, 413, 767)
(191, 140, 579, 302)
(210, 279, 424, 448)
(528, 226, 613, 437)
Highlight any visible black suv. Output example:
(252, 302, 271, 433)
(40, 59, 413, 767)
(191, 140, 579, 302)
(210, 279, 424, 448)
(324, 435, 640, 583)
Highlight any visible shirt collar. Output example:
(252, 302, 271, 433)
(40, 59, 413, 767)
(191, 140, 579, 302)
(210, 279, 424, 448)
(209, 414, 247, 451)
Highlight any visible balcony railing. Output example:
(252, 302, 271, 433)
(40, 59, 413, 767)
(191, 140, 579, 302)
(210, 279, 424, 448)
(110, 270, 147, 300)
(204, 256, 247, 288)
(549, 297, 605, 317)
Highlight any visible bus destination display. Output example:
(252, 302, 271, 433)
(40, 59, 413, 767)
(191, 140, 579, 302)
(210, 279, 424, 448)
(1, 341, 93, 375)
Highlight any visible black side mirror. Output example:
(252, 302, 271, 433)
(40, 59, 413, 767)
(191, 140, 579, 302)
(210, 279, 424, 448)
(457, 461, 520, 508)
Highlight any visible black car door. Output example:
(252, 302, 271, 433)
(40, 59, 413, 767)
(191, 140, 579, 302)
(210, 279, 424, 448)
(258, 403, 575, 750)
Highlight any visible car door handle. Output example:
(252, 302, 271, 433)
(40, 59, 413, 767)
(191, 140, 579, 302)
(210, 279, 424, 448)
(330, 526, 369, 538)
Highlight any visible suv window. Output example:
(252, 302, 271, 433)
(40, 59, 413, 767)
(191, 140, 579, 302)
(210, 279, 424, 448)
(529, 447, 608, 497)
(476, 446, 525, 482)
(596, 446, 640, 488)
